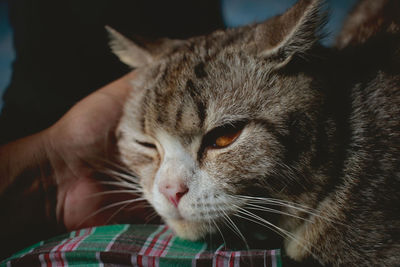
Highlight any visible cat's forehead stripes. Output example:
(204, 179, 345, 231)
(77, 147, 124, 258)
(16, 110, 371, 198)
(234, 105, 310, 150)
(185, 79, 207, 129)
(142, 54, 261, 139)
(141, 54, 213, 138)
(194, 62, 208, 79)
(140, 43, 298, 143)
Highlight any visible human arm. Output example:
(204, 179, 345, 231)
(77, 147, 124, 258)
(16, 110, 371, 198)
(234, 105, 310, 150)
(0, 71, 150, 259)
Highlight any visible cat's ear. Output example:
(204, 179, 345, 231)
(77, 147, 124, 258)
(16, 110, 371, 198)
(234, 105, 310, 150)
(106, 26, 153, 68)
(252, 0, 326, 67)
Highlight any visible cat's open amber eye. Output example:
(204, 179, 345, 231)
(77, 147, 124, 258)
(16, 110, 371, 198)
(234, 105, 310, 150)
(213, 129, 242, 148)
(201, 122, 245, 151)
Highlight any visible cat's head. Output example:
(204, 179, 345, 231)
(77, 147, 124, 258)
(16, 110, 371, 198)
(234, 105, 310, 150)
(110, 0, 328, 240)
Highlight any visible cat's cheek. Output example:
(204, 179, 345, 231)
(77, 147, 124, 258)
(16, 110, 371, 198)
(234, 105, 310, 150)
(139, 162, 158, 186)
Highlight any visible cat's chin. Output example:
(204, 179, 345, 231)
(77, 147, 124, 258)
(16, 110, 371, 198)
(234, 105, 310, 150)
(166, 218, 214, 241)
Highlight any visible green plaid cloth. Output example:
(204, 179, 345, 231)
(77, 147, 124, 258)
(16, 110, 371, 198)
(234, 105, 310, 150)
(1, 224, 282, 267)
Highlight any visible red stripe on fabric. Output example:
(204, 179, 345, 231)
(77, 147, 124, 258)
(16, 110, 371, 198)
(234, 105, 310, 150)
(54, 235, 72, 253)
(45, 251, 62, 267)
(59, 252, 65, 267)
(220, 251, 226, 267)
(44, 253, 52, 267)
(213, 245, 224, 267)
(49, 252, 59, 267)
(229, 251, 235, 267)
(143, 226, 168, 256)
(54, 252, 64, 267)
(137, 254, 143, 267)
(70, 228, 93, 251)
(61, 229, 81, 252)
(52, 228, 93, 254)
(152, 233, 173, 267)
(148, 227, 168, 267)
(158, 234, 173, 257)
(223, 251, 228, 267)
(49, 236, 69, 266)
(216, 251, 220, 267)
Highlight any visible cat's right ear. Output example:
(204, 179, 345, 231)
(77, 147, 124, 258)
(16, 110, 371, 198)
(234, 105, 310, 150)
(251, 0, 326, 68)
(106, 26, 153, 68)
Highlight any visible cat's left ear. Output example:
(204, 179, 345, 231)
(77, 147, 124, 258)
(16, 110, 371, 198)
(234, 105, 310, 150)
(106, 26, 154, 68)
(252, 0, 326, 67)
(106, 26, 186, 68)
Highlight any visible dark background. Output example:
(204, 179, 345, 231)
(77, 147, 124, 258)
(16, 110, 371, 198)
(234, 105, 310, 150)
(0, 0, 357, 144)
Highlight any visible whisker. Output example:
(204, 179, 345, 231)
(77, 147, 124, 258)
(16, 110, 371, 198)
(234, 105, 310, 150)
(233, 209, 285, 240)
(235, 206, 296, 241)
(78, 198, 146, 227)
(206, 206, 213, 244)
(144, 211, 159, 223)
(245, 203, 313, 223)
(211, 218, 227, 247)
(127, 202, 152, 211)
(220, 209, 250, 250)
(85, 189, 142, 199)
(99, 181, 142, 191)
(274, 160, 308, 191)
(236, 195, 315, 211)
(104, 201, 134, 225)
(234, 195, 340, 225)
(103, 169, 139, 184)
(234, 206, 319, 259)
(92, 157, 135, 174)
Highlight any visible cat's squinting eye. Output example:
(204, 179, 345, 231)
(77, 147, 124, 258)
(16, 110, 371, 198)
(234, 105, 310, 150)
(135, 140, 157, 149)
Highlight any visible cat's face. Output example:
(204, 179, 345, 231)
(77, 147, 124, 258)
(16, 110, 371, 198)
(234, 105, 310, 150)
(113, 0, 326, 240)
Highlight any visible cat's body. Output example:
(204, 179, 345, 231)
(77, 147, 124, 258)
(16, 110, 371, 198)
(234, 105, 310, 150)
(109, 0, 400, 265)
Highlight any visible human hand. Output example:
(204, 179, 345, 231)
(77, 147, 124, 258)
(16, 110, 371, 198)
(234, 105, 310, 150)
(44, 71, 153, 230)
(0, 71, 156, 258)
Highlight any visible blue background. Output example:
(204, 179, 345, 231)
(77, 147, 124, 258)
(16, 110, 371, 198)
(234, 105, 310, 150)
(0, 0, 14, 112)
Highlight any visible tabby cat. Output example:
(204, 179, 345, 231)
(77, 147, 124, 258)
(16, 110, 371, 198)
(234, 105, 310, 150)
(108, 0, 400, 265)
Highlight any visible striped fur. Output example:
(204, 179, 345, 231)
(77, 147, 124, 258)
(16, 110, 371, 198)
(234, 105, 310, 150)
(112, 0, 400, 265)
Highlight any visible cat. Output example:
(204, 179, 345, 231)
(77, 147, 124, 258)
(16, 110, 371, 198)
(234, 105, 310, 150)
(107, 0, 400, 265)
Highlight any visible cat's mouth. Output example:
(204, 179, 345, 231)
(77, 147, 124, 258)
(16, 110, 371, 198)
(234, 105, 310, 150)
(163, 204, 231, 230)
(161, 198, 246, 241)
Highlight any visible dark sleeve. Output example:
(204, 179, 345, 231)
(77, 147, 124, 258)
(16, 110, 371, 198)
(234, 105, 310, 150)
(0, 0, 223, 144)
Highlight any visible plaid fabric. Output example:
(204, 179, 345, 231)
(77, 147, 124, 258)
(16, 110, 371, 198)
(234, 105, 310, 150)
(1, 224, 282, 267)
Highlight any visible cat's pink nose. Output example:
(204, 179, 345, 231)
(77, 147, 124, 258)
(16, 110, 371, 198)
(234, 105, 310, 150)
(159, 181, 189, 208)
